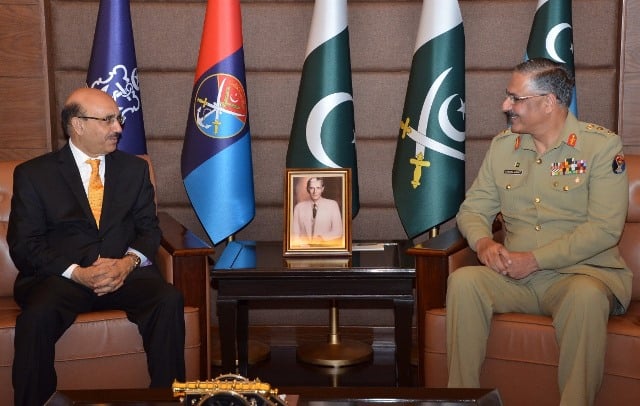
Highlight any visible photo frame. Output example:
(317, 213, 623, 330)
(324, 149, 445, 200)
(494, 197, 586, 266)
(283, 168, 352, 256)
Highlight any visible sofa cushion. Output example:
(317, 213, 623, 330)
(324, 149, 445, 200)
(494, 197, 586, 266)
(0, 222, 18, 299)
(0, 305, 200, 404)
(425, 301, 640, 405)
(0, 161, 20, 298)
(425, 301, 640, 376)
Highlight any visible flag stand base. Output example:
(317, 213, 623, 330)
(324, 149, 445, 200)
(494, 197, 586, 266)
(296, 301, 373, 367)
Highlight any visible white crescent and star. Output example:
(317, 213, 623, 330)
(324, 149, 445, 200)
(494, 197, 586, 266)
(545, 22, 572, 63)
(438, 94, 465, 143)
(305, 92, 353, 168)
(407, 67, 465, 161)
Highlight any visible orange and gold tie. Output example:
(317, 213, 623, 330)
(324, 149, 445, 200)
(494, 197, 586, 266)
(86, 159, 104, 227)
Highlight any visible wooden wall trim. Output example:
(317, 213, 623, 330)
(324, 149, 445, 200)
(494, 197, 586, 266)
(619, 0, 640, 148)
(0, 0, 52, 160)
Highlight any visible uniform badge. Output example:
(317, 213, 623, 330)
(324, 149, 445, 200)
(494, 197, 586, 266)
(613, 154, 626, 174)
(514, 136, 521, 150)
(551, 158, 587, 176)
(567, 133, 577, 147)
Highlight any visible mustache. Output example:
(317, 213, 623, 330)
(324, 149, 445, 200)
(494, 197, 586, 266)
(505, 111, 517, 126)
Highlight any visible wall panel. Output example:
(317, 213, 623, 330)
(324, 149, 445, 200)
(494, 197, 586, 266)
(0, 1, 52, 158)
(0, 4, 43, 77)
(620, 0, 640, 147)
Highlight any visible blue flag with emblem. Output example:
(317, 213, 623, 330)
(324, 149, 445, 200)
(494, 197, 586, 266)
(181, 0, 255, 245)
(392, 0, 465, 239)
(86, 0, 147, 155)
(286, 0, 359, 217)
(525, 0, 577, 115)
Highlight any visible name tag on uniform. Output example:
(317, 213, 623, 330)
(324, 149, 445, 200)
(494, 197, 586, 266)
(504, 169, 523, 175)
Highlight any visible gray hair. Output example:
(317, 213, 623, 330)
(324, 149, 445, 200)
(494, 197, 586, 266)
(306, 177, 325, 189)
(61, 102, 83, 139)
(515, 58, 575, 107)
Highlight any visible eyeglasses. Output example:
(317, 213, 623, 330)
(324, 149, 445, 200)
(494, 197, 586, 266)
(505, 92, 548, 104)
(77, 114, 125, 126)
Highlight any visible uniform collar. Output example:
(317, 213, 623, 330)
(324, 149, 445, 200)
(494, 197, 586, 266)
(514, 112, 582, 152)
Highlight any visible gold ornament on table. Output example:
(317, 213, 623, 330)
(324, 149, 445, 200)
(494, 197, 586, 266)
(172, 374, 288, 406)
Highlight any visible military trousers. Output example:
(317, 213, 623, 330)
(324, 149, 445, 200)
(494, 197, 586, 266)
(446, 266, 614, 406)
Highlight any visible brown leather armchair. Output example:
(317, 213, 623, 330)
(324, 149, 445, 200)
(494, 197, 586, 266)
(409, 154, 640, 406)
(0, 160, 214, 405)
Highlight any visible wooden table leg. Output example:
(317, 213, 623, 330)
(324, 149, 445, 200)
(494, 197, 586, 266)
(236, 301, 249, 376)
(217, 299, 238, 373)
(394, 297, 414, 386)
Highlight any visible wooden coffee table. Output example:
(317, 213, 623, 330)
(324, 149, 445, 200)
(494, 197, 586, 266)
(48, 386, 503, 405)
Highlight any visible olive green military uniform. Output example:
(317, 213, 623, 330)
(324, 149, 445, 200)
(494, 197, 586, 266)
(447, 113, 631, 406)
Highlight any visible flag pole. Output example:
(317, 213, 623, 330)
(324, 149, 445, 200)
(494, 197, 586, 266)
(289, 0, 369, 368)
(429, 226, 439, 239)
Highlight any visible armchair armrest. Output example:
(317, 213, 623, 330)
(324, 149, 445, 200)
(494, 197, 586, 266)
(156, 211, 215, 379)
(407, 226, 479, 382)
(408, 227, 478, 311)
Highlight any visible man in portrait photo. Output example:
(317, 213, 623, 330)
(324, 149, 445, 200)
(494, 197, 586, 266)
(291, 176, 344, 248)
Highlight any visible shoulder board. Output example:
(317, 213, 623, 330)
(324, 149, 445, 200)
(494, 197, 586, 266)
(582, 122, 616, 137)
(495, 128, 514, 139)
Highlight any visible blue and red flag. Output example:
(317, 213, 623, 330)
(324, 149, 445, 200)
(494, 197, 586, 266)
(87, 0, 147, 155)
(181, 0, 255, 245)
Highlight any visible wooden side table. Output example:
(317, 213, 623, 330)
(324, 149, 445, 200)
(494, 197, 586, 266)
(212, 241, 415, 386)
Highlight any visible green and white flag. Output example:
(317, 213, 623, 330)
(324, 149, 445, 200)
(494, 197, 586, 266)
(526, 0, 577, 115)
(286, 0, 359, 217)
(392, 0, 465, 239)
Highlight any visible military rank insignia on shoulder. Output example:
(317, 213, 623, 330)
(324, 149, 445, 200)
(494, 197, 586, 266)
(613, 154, 626, 174)
(496, 128, 512, 139)
(584, 123, 615, 137)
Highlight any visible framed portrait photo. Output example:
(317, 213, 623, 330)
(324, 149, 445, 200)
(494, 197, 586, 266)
(283, 168, 352, 256)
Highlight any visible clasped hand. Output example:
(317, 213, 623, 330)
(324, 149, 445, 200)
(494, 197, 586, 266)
(475, 237, 539, 280)
(71, 257, 133, 295)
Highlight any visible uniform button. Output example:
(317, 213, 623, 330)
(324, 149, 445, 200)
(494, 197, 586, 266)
(536, 158, 542, 164)
(563, 185, 569, 191)
(506, 184, 512, 190)
(535, 225, 541, 231)
(535, 197, 541, 203)
(553, 181, 559, 187)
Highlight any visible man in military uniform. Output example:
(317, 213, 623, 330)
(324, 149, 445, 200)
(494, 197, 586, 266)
(447, 58, 630, 406)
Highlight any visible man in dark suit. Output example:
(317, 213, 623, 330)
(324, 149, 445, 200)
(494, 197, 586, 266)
(8, 88, 186, 406)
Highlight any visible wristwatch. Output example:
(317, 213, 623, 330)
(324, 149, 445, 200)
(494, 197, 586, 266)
(125, 252, 141, 269)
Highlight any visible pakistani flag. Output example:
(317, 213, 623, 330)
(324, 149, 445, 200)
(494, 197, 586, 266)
(286, 0, 359, 217)
(526, 0, 577, 115)
(392, 0, 465, 239)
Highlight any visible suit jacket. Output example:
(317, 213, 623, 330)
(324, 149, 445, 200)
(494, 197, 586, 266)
(7, 144, 160, 286)
(291, 197, 343, 242)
